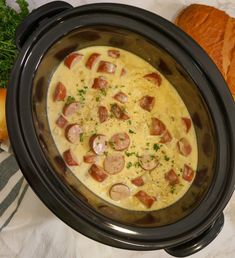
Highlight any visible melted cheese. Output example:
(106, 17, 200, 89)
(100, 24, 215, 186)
(47, 46, 198, 211)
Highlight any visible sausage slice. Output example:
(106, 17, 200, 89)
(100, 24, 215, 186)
(83, 153, 97, 164)
(63, 102, 79, 117)
(97, 61, 116, 74)
(110, 133, 130, 151)
(53, 82, 66, 101)
(139, 155, 158, 171)
(135, 190, 156, 208)
(109, 183, 130, 201)
(160, 130, 172, 143)
(177, 137, 192, 156)
(150, 117, 166, 135)
(89, 164, 107, 182)
(113, 91, 128, 103)
(120, 68, 127, 77)
(56, 115, 68, 128)
(64, 53, 83, 69)
(85, 53, 100, 69)
(92, 76, 108, 89)
(139, 96, 155, 112)
(144, 72, 162, 86)
(104, 154, 125, 174)
(165, 169, 179, 185)
(181, 117, 192, 133)
(65, 124, 83, 143)
(98, 106, 108, 123)
(111, 103, 130, 120)
(183, 164, 195, 182)
(108, 49, 120, 58)
(89, 134, 107, 155)
(131, 176, 144, 186)
(63, 149, 78, 166)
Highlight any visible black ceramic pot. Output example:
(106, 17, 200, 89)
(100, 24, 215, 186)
(6, 2, 235, 257)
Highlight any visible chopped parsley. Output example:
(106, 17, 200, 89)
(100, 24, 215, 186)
(153, 143, 160, 152)
(126, 162, 132, 169)
(134, 161, 140, 168)
(125, 151, 136, 157)
(100, 89, 107, 96)
(95, 96, 100, 102)
(77, 88, 87, 102)
(127, 120, 132, 125)
(164, 155, 170, 161)
(129, 129, 136, 134)
(80, 133, 84, 142)
(66, 96, 75, 105)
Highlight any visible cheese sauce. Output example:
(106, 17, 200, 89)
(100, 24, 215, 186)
(47, 46, 198, 211)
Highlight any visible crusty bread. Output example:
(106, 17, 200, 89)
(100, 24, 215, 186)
(175, 4, 235, 96)
(0, 88, 8, 141)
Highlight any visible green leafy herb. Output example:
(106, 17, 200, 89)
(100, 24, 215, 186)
(164, 155, 170, 161)
(127, 120, 132, 125)
(0, 0, 29, 88)
(77, 87, 87, 102)
(126, 162, 132, 169)
(95, 96, 100, 102)
(66, 96, 75, 105)
(125, 151, 136, 157)
(134, 161, 140, 168)
(100, 89, 106, 96)
(129, 129, 136, 134)
(153, 143, 160, 152)
(80, 133, 84, 142)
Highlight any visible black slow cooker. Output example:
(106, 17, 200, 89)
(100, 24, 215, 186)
(6, 2, 235, 257)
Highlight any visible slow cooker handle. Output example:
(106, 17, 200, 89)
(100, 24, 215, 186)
(15, 1, 73, 50)
(165, 213, 224, 257)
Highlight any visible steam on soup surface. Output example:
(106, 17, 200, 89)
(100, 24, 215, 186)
(47, 46, 198, 211)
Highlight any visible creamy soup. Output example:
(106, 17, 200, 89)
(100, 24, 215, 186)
(47, 46, 198, 211)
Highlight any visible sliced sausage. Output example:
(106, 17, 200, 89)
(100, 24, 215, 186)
(63, 102, 79, 117)
(89, 134, 107, 155)
(109, 183, 130, 201)
(144, 72, 162, 86)
(160, 130, 172, 144)
(83, 153, 97, 164)
(98, 106, 108, 123)
(139, 155, 158, 171)
(139, 96, 155, 112)
(111, 103, 130, 120)
(150, 117, 166, 135)
(104, 154, 125, 174)
(183, 164, 195, 182)
(64, 53, 83, 69)
(113, 91, 128, 103)
(131, 176, 144, 186)
(89, 164, 107, 182)
(181, 117, 192, 133)
(65, 124, 83, 143)
(177, 137, 192, 156)
(108, 49, 120, 58)
(110, 132, 130, 151)
(120, 68, 127, 76)
(92, 76, 108, 89)
(85, 53, 100, 69)
(56, 115, 68, 128)
(135, 190, 156, 208)
(63, 149, 78, 166)
(53, 82, 66, 101)
(165, 169, 179, 186)
(97, 61, 116, 74)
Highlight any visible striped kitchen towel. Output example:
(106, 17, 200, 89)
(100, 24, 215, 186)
(0, 143, 28, 231)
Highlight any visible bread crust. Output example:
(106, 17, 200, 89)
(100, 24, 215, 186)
(0, 88, 8, 141)
(175, 4, 235, 96)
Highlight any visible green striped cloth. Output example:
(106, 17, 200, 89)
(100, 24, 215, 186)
(0, 142, 28, 231)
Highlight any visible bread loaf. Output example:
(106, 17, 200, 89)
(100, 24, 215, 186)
(175, 4, 235, 96)
(0, 88, 8, 141)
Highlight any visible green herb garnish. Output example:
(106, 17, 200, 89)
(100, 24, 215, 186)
(0, 0, 29, 88)
(66, 96, 75, 105)
(129, 129, 136, 134)
(80, 133, 84, 142)
(153, 143, 160, 152)
(126, 162, 132, 169)
(164, 155, 170, 161)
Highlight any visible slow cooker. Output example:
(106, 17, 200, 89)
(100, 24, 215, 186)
(6, 1, 235, 257)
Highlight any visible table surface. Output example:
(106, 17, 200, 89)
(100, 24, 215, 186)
(6, 0, 235, 257)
